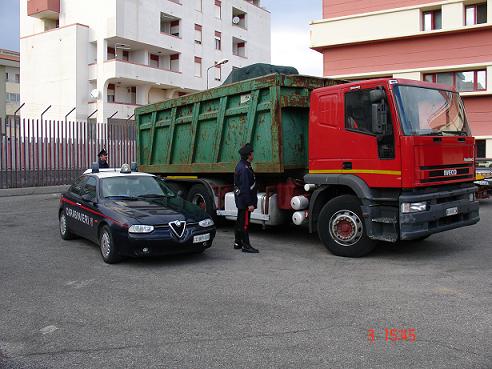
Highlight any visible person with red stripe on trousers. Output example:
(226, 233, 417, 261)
(233, 143, 259, 253)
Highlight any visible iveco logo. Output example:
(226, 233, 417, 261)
(444, 169, 458, 176)
(169, 220, 186, 238)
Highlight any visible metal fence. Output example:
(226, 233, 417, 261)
(0, 118, 136, 189)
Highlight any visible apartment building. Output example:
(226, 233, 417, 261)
(0, 49, 21, 122)
(20, 0, 271, 122)
(310, 0, 492, 157)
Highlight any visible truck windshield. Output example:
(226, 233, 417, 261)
(393, 85, 469, 136)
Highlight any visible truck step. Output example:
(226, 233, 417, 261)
(372, 217, 398, 224)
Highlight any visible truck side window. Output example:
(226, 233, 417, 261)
(345, 88, 395, 159)
(345, 89, 377, 134)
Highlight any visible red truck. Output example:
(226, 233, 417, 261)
(135, 73, 480, 257)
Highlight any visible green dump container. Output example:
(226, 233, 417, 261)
(135, 74, 339, 174)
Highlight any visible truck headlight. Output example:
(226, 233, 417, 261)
(401, 202, 427, 213)
(199, 218, 214, 227)
(129, 225, 155, 233)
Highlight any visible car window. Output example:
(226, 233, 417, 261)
(69, 176, 88, 197)
(82, 176, 97, 201)
(101, 176, 175, 198)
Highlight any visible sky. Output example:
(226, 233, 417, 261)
(0, 0, 322, 76)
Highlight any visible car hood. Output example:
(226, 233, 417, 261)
(103, 196, 208, 225)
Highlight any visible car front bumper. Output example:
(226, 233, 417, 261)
(112, 226, 216, 257)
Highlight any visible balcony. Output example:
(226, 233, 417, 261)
(103, 59, 184, 88)
(27, 0, 60, 19)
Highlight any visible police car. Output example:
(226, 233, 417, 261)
(59, 163, 216, 263)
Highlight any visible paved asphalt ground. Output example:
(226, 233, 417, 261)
(0, 193, 491, 369)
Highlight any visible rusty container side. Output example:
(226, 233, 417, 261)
(135, 73, 342, 174)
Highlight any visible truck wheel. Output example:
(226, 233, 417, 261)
(187, 184, 216, 219)
(317, 195, 376, 257)
(99, 225, 121, 264)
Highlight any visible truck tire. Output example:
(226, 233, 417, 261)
(187, 184, 216, 220)
(317, 195, 376, 257)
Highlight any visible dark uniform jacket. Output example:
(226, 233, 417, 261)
(98, 159, 109, 169)
(234, 159, 257, 209)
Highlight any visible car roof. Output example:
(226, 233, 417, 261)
(82, 168, 155, 179)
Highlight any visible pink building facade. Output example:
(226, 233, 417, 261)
(311, 0, 492, 157)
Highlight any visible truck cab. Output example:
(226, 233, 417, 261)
(306, 78, 479, 256)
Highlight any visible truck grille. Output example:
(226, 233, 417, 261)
(419, 163, 474, 184)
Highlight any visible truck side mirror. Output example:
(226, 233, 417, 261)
(372, 100, 388, 135)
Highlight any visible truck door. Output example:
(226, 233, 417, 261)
(340, 85, 401, 187)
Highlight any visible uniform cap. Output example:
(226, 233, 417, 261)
(98, 149, 108, 157)
(239, 143, 254, 156)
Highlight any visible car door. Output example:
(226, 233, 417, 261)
(77, 176, 100, 241)
(63, 176, 88, 236)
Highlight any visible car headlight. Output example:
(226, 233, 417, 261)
(128, 225, 155, 233)
(469, 193, 475, 202)
(199, 218, 214, 227)
(401, 202, 427, 213)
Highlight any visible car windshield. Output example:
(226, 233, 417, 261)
(393, 85, 470, 136)
(100, 176, 175, 199)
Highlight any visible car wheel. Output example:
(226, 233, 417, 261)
(187, 184, 216, 220)
(317, 195, 376, 257)
(59, 211, 75, 240)
(99, 225, 121, 264)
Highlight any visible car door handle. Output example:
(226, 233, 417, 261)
(76, 202, 81, 206)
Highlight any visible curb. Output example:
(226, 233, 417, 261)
(0, 185, 69, 198)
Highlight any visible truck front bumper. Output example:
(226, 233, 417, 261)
(399, 184, 480, 240)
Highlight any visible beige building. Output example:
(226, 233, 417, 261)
(0, 49, 21, 122)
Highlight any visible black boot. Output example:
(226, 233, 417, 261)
(233, 231, 242, 249)
(242, 244, 259, 253)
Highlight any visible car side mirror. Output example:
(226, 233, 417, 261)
(81, 194, 95, 203)
(177, 190, 184, 197)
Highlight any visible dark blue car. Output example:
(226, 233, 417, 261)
(58, 166, 216, 263)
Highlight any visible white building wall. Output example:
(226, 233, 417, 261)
(20, 0, 270, 122)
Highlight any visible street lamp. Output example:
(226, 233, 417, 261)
(206, 59, 229, 89)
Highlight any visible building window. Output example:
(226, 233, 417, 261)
(195, 24, 202, 44)
(422, 9, 442, 31)
(107, 83, 115, 103)
(130, 87, 137, 105)
(232, 8, 247, 28)
(215, 31, 222, 50)
(465, 3, 487, 26)
(215, 64, 222, 81)
(195, 0, 202, 11)
(4, 72, 8, 81)
(107, 47, 115, 60)
(215, 0, 221, 19)
(6, 93, 20, 103)
(233, 37, 246, 57)
(170, 53, 180, 72)
(194, 57, 202, 77)
(160, 13, 180, 37)
(116, 50, 129, 61)
(15, 74, 20, 83)
(149, 53, 160, 68)
(424, 70, 487, 92)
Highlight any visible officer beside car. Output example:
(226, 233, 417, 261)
(98, 149, 109, 168)
(234, 143, 259, 253)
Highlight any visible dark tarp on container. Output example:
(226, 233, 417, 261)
(222, 63, 299, 85)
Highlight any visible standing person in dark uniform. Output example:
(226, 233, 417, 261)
(234, 143, 259, 253)
(98, 149, 109, 168)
